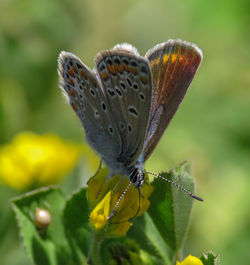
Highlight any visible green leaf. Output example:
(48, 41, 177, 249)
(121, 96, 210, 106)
(200, 251, 220, 265)
(62, 187, 92, 264)
(11, 186, 76, 265)
(147, 161, 196, 254)
(128, 213, 171, 265)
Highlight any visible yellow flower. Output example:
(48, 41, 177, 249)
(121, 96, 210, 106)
(87, 168, 153, 237)
(0, 132, 81, 190)
(176, 255, 204, 265)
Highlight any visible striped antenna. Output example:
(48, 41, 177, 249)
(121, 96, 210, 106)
(144, 171, 203, 201)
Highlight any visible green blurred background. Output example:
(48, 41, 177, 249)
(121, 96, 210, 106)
(0, 0, 249, 264)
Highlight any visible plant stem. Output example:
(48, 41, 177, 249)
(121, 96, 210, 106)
(88, 231, 102, 265)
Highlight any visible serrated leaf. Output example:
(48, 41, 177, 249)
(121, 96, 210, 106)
(200, 251, 220, 265)
(11, 186, 76, 265)
(147, 162, 196, 253)
(62, 187, 92, 265)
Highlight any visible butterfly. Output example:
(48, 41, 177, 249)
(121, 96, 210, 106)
(58, 39, 202, 193)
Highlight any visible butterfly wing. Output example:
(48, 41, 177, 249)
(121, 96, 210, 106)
(58, 45, 152, 175)
(142, 39, 203, 161)
(95, 44, 152, 168)
(58, 51, 123, 165)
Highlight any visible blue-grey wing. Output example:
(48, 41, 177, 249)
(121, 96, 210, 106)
(95, 44, 152, 167)
(58, 51, 122, 167)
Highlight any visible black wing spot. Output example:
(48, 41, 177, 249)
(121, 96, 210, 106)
(90, 88, 96, 97)
(126, 77, 132, 87)
(107, 88, 116, 98)
(133, 83, 139, 91)
(115, 87, 122, 97)
(119, 122, 125, 130)
(131, 60, 138, 67)
(139, 92, 145, 101)
(109, 126, 114, 134)
(76, 63, 82, 69)
(94, 109, 100, 118)
(127, 124, 132, 133)
(69, 61, 73, 66)
(114, 57, 121, 64)
(99, 62, 106, 72)
(128, 106, 138, 117)
(106, 58, 112, 65)
(102, 102, 107, 112)
(79, 94, 83, 99)
(122, 58, 129, 65)
(81, 104, 85, 111)
(120, 81, 127, 92)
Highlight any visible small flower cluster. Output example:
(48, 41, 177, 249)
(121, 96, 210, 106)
(87, 168, 154, 237)
(0, 132, 81, 190)
(176, 255, 204, 265)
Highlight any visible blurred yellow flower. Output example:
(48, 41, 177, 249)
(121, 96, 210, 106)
(87, 168, 153, 237)
(176, 255, 203, 265)
(0, 132, 81, 190)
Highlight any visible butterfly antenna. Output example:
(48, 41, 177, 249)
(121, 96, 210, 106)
(144, 171, 204, 201)
(107, 181, 132, 220)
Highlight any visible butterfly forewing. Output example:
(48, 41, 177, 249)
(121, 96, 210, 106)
(143, 40, 203, 161)
(95, 44, 152, 167)
(58, 52, 122, 160)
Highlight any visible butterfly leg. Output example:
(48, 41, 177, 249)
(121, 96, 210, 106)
(87, 159, 103, 185)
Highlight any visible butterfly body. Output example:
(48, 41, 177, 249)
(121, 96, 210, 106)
(58, 40, 202, 188)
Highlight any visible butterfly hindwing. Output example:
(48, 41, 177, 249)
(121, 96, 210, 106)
(142, 39, 203, 161)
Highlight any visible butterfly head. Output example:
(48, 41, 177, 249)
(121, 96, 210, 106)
(128, 166, 145, 188)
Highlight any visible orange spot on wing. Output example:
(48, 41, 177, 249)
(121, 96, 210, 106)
(130, 67, 138, 75)
(101, 71, 109, 80)
(163, 54, 170, 64)
(71, 102, 77, 111)
(68, 69, 75, 77)
(107, 65, 116, 74)
(69, 78, 74, 86)
(123, 65, 130, 72)
(89, 77, 97, 87)
(115, 64, 123, 73)
(151, 57, 161, 68)
(171, 54, 178, 63)
(80, 70, 87, 79)
(72, 66, 77, 73)
(69, 89, 75, 97)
